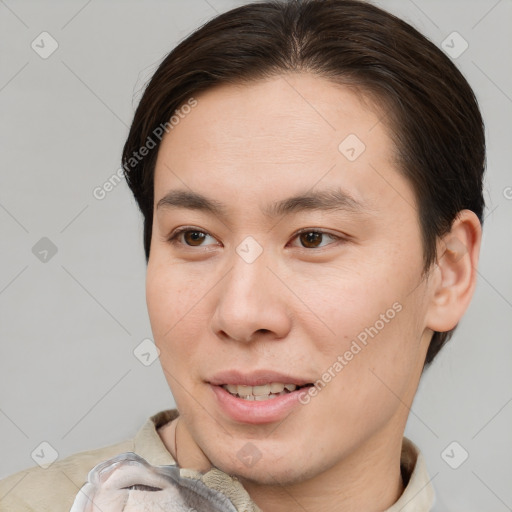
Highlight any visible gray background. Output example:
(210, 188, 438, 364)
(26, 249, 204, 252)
(0, 0, 511, 510)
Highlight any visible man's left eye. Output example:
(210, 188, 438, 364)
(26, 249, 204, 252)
(289, 230, 342, 249)
(121, 484, 162, 491)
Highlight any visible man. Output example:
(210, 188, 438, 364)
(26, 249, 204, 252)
(0, 0, 484, 510)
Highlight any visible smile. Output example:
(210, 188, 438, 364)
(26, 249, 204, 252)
(221, 382, 312, 401)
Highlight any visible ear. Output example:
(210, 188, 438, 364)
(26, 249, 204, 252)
(425, 210, 482, 333)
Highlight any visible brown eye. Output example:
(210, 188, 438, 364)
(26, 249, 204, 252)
(299, 231, 323, 248)
(292, 230, 341, 249)
(182, 230, 206, 246)
(167, 227, 218, 248)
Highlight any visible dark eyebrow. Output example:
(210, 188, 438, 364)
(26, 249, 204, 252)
(156, 187, 372, 219)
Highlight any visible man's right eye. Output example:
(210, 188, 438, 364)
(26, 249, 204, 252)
(166, 226, 220, 248)
(121, 484, 162, 491)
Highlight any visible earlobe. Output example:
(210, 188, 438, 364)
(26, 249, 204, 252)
(426, 210, 482, 333)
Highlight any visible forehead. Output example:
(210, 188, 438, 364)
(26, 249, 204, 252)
(153, 72, 412, 220)
(163, 73, 388, 157)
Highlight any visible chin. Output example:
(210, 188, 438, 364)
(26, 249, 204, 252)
(204, 437, 321, 487)
(231, 457, 323, 487)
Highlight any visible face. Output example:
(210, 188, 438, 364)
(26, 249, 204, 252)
(146, 73, 434, 485)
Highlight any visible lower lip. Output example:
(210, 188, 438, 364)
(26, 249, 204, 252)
(209, 384, 308, 424)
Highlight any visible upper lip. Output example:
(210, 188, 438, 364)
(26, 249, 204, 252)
(207, 369, 313, 387)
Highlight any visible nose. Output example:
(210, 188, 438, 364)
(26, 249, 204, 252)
(211, 245, 293, 344)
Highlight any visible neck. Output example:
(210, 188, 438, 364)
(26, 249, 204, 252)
(159, 416, 213, 473)
(239, 427, 406, 512)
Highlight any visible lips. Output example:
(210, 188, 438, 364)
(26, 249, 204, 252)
(207, 370, 314, 423)
(207, 369, 313, 387)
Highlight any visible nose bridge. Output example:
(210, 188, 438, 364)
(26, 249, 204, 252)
(212, 238, 291, 342)
(225, 239, 274, 313)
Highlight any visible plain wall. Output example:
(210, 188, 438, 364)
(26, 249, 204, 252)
(1, 1, 511, 510)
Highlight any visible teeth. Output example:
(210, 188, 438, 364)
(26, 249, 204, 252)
(270, 383, 285, 393)
(222, 382, 302, 400)
(238, 385, 252, 395)
(254, 394, 278, 401)
(252, 384, 271, 396)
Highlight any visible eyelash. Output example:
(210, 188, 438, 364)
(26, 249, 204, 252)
(166, 226, 345, 251)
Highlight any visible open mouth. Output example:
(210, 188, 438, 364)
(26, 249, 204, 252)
(220, 382, 313, 401)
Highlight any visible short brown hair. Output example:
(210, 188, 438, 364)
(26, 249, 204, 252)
(122, 0, 486, 367)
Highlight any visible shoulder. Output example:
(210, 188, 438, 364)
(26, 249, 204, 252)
(0, 438, 133, 512)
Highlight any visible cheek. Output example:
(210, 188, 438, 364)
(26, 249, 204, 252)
(294, 255, 409, 352)
(313, 282, 426, 425)
(146, 258, 210, 338)
(145, 260, 208, 384)
(300, 248, 426, 401)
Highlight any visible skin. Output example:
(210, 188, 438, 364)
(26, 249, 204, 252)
(146, 72, 481, 512)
